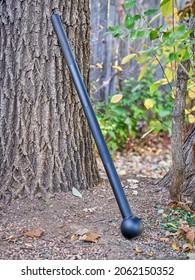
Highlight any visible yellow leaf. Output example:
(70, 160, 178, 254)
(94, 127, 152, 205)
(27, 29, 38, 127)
(172, 87, 176, 99)
(158, 78, 169, 85)
(188, 114, 195, 124)
(172, 242, 180, 251)
(185, 109, 191, 115)
(135, 246, 143, 253)
(173, 8, 179, 22)
(121, 53, 136, 65)
(152, 59, 159, 66)
(112, 65, 123, 71)
(147, 252, 154, 257)
(160, 0, 173, 17)
(138, 63, 149, 81)
(164, 67, 175, 83)
(144, 99, 154, 110)
(80, 233, 100, 243)
(111, 94, 123, 103)
(188, 87, 195, 100)
(96, 63, 103, 69)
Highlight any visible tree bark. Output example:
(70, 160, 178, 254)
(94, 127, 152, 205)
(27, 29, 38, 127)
(158, 127, 195, 209)
(0, 0, 100, 201)
(170, 59, 190, 202)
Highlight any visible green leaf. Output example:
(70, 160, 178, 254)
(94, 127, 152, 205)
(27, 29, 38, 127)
(108, 25, 123, 38)
(159, 110, 171, 117)
(150, 81, 161, 93)
(133, 14, 141, 21)
(150, 30, 158, 40)
(169, 53, 177, 61)
(138, 63, 149, 81)
(144, 9, 159, 16)
(169, 25, 186, 39)
(160, 0, 173, 17)
(125, 14, 135, 29)
(136, 30, 148, 38)
(124, 0, 136, 10)
(182, 48, 190, 61)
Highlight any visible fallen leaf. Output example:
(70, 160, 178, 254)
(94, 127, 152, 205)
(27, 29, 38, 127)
(176, 202, 195, 214)
(72, 187, 82, 198)
(162, 213, 168, 218)
(71, 234, 78, 241)
(132, 190, 138, 195)
(160, 237, 169, 243)
(147, 252, 153, 257)
(24, 229, 44, 238)
(129, 185, 138, 189)
(172, 242, 180, 251)
(4, 235, 19, 243)
(182, 243, 193, 252)
(165, 231, 176, 237)
(179, 226, 190, 233)
(83, 207, 97, 213)
(127, 179, 139, 184)
(80, 233, 100, 243)
(186, 228, 195, 243)
(158, 209, 164, 214)
(135, 246, 143, 253)
(75, 228, 90, 236)
(24, 243, 34, 249)
(167, 222, 177, 228)
(141, 128, 155, 139)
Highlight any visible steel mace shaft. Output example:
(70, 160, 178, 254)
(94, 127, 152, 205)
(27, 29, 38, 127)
(51, 13, 142, 239)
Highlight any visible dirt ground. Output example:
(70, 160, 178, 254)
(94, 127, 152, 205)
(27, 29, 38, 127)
(0, 143, 194, 260)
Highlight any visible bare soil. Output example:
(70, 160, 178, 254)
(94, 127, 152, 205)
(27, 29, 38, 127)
(0, 144, 193, 260)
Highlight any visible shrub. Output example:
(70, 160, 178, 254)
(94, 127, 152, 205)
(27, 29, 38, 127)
(94, 69, 173, 152)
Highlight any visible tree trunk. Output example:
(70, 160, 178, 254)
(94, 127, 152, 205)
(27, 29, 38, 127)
(158, 127, 195, 209)
(170, 59, 190, 202)
(158, 17, 195, 210)
(0, 0, 100, 201)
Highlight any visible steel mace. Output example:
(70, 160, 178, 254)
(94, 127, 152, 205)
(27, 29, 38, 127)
(51, 14, 143, 239)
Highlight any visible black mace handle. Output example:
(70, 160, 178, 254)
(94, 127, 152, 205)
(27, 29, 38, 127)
(51, 14, 142, 239)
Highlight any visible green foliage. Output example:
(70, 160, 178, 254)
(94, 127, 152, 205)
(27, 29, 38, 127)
(107, 0, 195, 130)
(95, 70, 173, 152)
(125, 14, 135, 29)
(124, 0, 136, 10)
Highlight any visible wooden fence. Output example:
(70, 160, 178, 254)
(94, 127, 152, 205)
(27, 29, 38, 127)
(90, 0, 183, 101)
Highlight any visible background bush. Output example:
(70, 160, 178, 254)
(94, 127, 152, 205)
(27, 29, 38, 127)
(94, 69, 173, 152)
